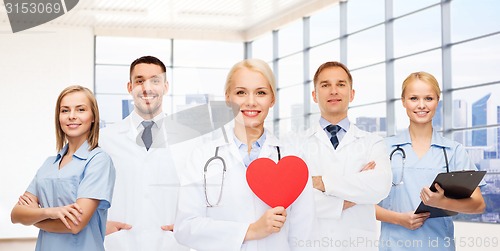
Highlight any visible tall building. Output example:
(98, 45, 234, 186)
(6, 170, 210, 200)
(472, 93, 490, 146)
(355, 117, 386, 134)
(453, 99, 468, 145)
(497, 106, 500, 158)
(433, 100, 443, 131)
(471, 93, 499, 159)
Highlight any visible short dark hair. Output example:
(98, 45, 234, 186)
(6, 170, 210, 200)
(129, 56, 167, 81)
(313, 61, 353, 88)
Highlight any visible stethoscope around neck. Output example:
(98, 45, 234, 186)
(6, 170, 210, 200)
(390, 145, 449, 186)
(203, 127, 281, 207)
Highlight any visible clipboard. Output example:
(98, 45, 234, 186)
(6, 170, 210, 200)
(414, 170, 486, 218)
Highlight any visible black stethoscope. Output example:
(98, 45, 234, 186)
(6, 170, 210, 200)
(390, 145, 449, 186)
(203, 143, 281, 207)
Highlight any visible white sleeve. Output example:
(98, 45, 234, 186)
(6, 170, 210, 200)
(311, 188, 344, 219)
(322, 136, 392, 204)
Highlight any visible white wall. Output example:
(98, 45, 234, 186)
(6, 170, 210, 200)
(0, 24, 94, 238)
(454, 222, 500, 250)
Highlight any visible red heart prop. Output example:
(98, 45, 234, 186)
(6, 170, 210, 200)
(246, 155, 309, 209)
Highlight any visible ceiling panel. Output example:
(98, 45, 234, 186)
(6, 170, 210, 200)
(0, 0, 340, 41)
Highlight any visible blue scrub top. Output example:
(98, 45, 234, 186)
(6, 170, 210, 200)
(27, 141, 115, 251)
(379, 129, 485, 251)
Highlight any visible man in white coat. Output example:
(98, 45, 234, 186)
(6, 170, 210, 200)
(100, 56, 194, 251)
(300, 61, 392, 250)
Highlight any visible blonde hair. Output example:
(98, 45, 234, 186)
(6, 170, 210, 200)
(401, 71, 441, 99)
(55, 85, 100, 151)
(224, 58, 276, 98)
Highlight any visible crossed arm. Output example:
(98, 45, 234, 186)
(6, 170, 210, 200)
(11, 191, 99, 234)
(312, 161, 376, 210)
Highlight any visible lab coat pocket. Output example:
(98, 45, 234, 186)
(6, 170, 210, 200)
(105, 229, 133, 250)
(348, 229, 378, 250)
(143, 154, 181, 224)
(145, 184, 179, 224)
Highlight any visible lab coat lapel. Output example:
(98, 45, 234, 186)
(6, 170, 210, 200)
(258, 130, 281, 161)
(311, 123, 334, 150)
(118, 116, 139, 144)
(336, 124, 362, 151)
(215, 126, 244, 167)
(151, 119, 168, 148)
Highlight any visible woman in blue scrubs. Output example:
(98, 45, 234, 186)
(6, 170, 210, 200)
(11, 85, 115, 251)
(376, 72, 486, 250)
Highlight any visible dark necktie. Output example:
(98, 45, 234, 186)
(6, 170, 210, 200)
(141, 121, 154, 150)
(326, 124, 341, 149)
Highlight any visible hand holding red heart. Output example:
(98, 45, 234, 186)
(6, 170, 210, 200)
(244, 206, 287, 241)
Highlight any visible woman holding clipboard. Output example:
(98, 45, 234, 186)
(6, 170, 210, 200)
(375, 72, 486, 251)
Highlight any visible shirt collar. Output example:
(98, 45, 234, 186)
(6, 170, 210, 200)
(130, 110, 166, 130)
(391, 128, 453, 148)
(54, 141, 91, 163)
(319, 116, 350, 132)
(233, 130, 267, 149)
(430, 129, 453, 148)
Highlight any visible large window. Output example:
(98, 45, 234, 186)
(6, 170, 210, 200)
(393, 5, 441, 58)
(95, 38, 242, 125)
(249, 0, 500, 223)
(347, 0, 385, 33)
(95, 37, 172, 124)
(451, 34, 500, 89)
(347, 25, 385, 69)
(95, 0, 500, 223)
(309, 4, 340, 46)
(450, 0, 500, 43)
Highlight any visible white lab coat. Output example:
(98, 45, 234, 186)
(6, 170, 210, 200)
(299, 122, 392, 251)
(100, 113, 199, 251)
(175, 126, 315, 251)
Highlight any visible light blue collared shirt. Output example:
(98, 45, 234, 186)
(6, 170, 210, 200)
(233, 131, 266, 167)
(378, 128, 486, 251)
(319, 116, 350, 143)
(27, 141, 116, 251)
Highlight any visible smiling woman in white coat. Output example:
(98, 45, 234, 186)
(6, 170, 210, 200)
(174, 58, 315, 251)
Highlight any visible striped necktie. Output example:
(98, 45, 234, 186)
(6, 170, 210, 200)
(326, 124, 341, 149)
